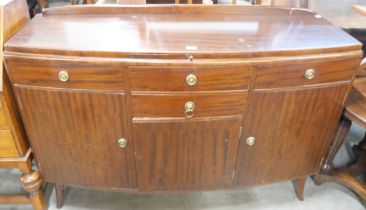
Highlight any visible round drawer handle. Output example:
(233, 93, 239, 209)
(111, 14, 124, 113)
(58, 70, 70, 82)
(184, 101, 195, 118)
(117, 138, 128, 148)
(246, 136, 256, 146)
(304, 69, 316, 80)
(186, 74, 197, 86)
(188, 55, 194, 62)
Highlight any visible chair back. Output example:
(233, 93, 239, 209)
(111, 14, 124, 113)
(356, 58, 366, 77)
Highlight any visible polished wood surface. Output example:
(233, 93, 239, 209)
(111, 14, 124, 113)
(5, 56, 125, 91)
(0, 0, 46, 209)
(4, 6, 361, 58)
(134, 117, 242, 191)
(130, 65, 250, 91)
(132, 93, 246, 118)
(14, 88, 132, 189)
(254, 57, 358, 89)
(237, 84, 350, 186)
(3, 5, 363, 207)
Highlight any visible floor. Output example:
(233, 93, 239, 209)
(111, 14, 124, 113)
(2, 0, 366, 209)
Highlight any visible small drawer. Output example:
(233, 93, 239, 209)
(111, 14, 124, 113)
(132, 93, 247, 118)
(130, 65, 250, 91)
(5, 57, 124, 90)
(0, 130, 18, 158)
(254, 58, 358, 89)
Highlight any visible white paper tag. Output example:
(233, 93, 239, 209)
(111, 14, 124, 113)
(185, 45, 198, 51)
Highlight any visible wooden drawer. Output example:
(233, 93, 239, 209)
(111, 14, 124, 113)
(0, 130, 18, 158)
(254, 58, 358, 89)
(5, 57, 124, 91)
(132, 93, 246, 118)
(130, 65, 250, 91)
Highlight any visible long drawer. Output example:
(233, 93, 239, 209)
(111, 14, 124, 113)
(130, 65, 250, 91)
(254, 57, 358, 89)
(132, 92, 247, 118)
(5, 57, 124, 91)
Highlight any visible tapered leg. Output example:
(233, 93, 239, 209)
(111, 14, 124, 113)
(55, 184, 65, 209)
(294, 177, 307, 201)
(20, 171, 46, 210)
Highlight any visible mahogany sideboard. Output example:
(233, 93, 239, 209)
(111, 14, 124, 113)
(0, 0, 45, 209)
(3, 5, 363, 207)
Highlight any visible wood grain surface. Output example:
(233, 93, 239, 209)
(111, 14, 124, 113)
(255, 57, 358, 89)
(132, 93, 247, 118)
(130, 65, 250, 91)
(4, 5, 361, 58)
(2, 5, 363, 197)
(237, 84, 351, 185)
(5, 56, 125, 91)
(133, 116, 243, 191)
(15, 87, 132, 189)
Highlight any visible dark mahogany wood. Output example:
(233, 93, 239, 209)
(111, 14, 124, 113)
(133, 116, 243, 191)
(2, 5, 363, 207)
(55, 184, 65, 209)
(236, 84, 351, 186)
(132, 93, 246, 118)
(4, 6, 362, 58)
(254, 57, 358, 89)
(294, 177, 307, 201)
(129, 65, 250, 91)
(13, 87, 133, 190)
(5, 57, 125, 91)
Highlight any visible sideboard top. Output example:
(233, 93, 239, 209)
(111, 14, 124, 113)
(4, 5, 362, 58)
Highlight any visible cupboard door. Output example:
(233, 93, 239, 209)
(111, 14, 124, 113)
(237, 85, 350, 185)
(15, 87, 132, 189)
(133, 117, 243, 191)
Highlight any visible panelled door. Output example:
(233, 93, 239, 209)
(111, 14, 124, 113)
(133, 117, 243, 191)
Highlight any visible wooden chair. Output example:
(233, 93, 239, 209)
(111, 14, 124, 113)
(0, 0, 46, 209)
(314, 58, 366, 203)
(36, 0, 96, 10)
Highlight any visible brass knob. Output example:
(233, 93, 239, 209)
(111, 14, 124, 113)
(58, 70, 69, 82)
(246, 136, 255, 146)
(304, 69, 315, 80)
(184, 101, 195, 118)
(186, 74, 197, 86)
(188, 55, 194, 62)
(117, 138, 128, 148)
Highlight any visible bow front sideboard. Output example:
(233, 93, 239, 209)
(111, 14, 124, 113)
(2, 5, 363, 207)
